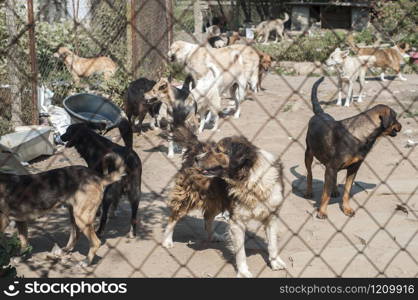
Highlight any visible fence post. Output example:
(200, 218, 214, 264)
(166, 0, 173, 46)
(194, 0, 203, 42)
(28, 0, 38, 125)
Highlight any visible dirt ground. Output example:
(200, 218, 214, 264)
(12, 74, 418, 278)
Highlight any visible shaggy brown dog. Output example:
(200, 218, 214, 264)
(0, 154, 125, 266)
(306, 77, 402, 219)
(53, 46, 117, 83)
(162, 127, 287, 277)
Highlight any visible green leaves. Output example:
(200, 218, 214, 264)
(0, 233, 21, 279)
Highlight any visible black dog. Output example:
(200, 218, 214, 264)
(124, 77, 159, 134)
(61, 122, 142, 237)
(305, 77, 402, 219)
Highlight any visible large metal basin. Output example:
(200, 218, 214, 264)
(63, 93, 123, 130)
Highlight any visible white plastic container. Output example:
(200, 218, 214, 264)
(0, 126, 54, 162)
(245, 27, 254, 39)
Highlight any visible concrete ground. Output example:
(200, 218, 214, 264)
(12, 74, 418, 278)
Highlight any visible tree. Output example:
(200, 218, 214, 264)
(4, 0, 23, 128)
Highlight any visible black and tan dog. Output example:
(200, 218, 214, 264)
(124, 77, 158, 134)
(0, 154, 125, 266)
(305, 77, 402, 219)
(61, 122, 142, 238)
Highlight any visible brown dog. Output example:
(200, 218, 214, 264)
(257, 50, 273, 90)
(305, 77, 401, 219)
(347, 35, 410, 81)
(53, 46, 117, 83)
(0, 154, 125, 266)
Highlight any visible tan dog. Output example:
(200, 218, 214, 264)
(255, 13, 289, 44)
(0, 154, 125, 266)
(347, 35, 410, 81)
(54, 46, 117, 83)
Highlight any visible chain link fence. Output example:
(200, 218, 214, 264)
(0, 0, 417, 278)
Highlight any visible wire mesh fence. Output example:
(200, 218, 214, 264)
(0, 0, 417, 278)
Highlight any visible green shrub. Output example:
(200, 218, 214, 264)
(173, 6, 194, 34)
(0, 233, 21, 279)
(354, 28, 375, 45)
(255, 30, 348, 63)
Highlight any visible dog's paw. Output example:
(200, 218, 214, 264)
(331, 190, 340, 198)
(79, 259, 90, 268)
(343, 207, 355, 217)
(162, 239, 174, 249)
(316, 211, 328, 220)
(237, 268, 253, 278)
(270, 257, 287, 271)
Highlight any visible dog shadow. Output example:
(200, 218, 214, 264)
(20, 192, 165, 265)
(290, 165, 376, 208)
(172, 215, 271, 271)
(365, 75, 397, 81)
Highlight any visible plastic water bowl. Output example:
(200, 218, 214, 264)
(63, 93, 123, 130)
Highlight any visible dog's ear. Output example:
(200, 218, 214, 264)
(158, 81, 169, 91)
(223, 137, 257, 176)
(379, 109, 395, 129)
(341, 50, 350, 58)
(399, 42, 410, 51)
(62, 125, 83, 147)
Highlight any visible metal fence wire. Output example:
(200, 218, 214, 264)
(0, 0, 417, 278)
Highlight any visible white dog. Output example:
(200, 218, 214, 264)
(191, 51, 247, 133)
(325, 48, 376, 107)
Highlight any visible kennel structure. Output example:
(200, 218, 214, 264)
(285, 0, 371, 31)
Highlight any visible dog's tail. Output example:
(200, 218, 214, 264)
(182, 74, 194, 93)
(283, 12, 289, 23)
(101, 153, 126, 186)
(346, 34, 360, 53)
(311, 77, 324, 115)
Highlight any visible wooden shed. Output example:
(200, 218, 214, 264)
(285, 0, 371, 31)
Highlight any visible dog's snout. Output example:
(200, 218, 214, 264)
(194, 152, 207, 165)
